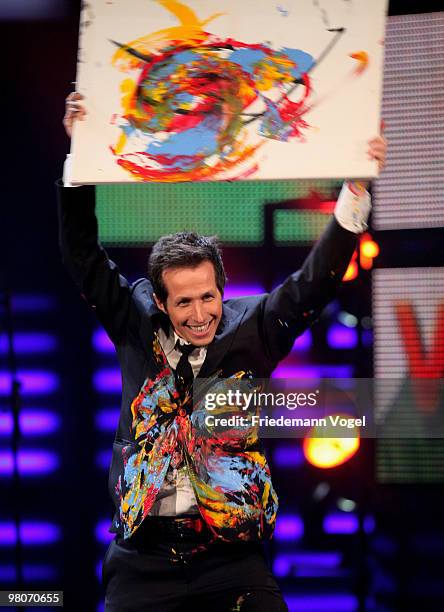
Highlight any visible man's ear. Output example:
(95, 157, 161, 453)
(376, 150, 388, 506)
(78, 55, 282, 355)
(153, 293, 167, 314)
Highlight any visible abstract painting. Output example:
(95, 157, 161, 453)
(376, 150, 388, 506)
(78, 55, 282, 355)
(71, 0, 387, 183)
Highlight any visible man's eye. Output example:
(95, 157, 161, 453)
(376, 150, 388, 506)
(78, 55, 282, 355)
(203, 295, 214, 301)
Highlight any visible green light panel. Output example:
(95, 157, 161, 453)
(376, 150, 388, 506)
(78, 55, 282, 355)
(96, 179, 338, 246)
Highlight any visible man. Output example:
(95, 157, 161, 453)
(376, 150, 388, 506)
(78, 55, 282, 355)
(61, 94, 386, 611)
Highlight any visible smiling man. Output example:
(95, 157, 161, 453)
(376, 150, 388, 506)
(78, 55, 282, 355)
(60, 94, 386, 612)
(150, 234, 225, 346)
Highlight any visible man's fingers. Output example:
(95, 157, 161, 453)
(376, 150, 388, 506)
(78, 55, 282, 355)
(63, 92, 87, 137)
(65, 91, 84, 102)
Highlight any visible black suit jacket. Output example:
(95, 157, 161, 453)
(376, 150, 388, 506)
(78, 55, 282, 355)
(57, 182, 358, 540)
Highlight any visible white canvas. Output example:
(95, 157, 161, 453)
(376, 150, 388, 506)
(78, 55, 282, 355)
(71, 0, 387, 183)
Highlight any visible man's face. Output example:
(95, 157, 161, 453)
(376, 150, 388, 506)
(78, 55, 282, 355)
(154, 261, 223, 346)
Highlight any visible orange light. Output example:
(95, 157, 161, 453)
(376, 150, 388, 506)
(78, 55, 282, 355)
(303, 436, 360, 468)
(343, 260, 358, 281)
(361, 240, 379, 259)
(359, 233, 380, 270)
(303, 415, 361, 468)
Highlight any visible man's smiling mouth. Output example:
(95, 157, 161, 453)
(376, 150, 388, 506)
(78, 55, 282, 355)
(186, 321, 212, 334)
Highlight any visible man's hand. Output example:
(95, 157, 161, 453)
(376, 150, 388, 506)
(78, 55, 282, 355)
(63, 92, 87, 138)
(367, 131, 387, 174)
(350, 126, 387, 191)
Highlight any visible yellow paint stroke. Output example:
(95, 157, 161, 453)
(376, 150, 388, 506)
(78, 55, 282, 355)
(255, 56, 296, 91)
(112, 0, 225, 71)
(349, 50, 369, 75)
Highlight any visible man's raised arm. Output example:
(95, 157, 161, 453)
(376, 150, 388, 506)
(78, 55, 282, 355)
(57, 93, 142, 343)
(260, 135, 387, 364)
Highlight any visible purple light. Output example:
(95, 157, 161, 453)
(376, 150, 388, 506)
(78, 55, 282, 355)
(364, 515, 376, 534)
(93, 369, 122, 394)
(292, 329, 312, 351)
(362, 329, 373, 347)
(97, 601, 105, 612)
(273, 445, 305, 468)
(20, 522, 61, 545)
(0, 411, 60, 437)
(95, 408, 120, 432)
(0, 371, 59, 396)
(0, 452, 13, 473)
(274, 515, 304, 541)
(96, 449, 112, 470)
(10, 294, 56, 313)
(23, 564, 58, 581)
(273, 552, 342, 577)
(0, 413, 13, 435)
(285, 594, 358, 612)
(296, 567, 347, 578)
(324, 512, 359, 534)
(0, 333, 58, 355)
(96, 560, 103, 582)
(0, 451, 59, 476)
(92, 329, 115, 354)
(272, 365, 353, 379)
(21, 411, 60, 435)
(0, 564, 57, 583)
(327, 324, 358, 349)
(95, 519, 114, 544)
(0, 524, 16, 546)
(0, 565, 16, 581)
(224, 284, 265, 300)
(0, 522, 61, 546)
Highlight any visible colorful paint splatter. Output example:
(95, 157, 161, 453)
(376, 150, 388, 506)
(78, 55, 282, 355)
(116, 334, 278, 541)
(109, 0, 317, 181)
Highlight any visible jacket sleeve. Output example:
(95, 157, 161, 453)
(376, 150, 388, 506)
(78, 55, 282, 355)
(57, 181, 141, 344)
(261, 216, 358, 363)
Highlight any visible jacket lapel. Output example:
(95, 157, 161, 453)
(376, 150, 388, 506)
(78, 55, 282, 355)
(197, 302, 246, 378)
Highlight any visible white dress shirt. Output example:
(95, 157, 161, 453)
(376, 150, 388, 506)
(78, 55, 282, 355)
(149, 329, 206, 516)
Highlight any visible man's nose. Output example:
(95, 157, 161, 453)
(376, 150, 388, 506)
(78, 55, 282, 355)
(191, 301, 205, 322)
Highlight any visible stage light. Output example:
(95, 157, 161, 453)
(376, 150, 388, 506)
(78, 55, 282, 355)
(0, 451, 59, 476)
(323, 512, 359, 534)
(360, 233, 379, 270)
(338, 312, 358, 328)
(272, 444, 305, 468)
(0, 522, 61, 546)
(223, 284, 265, 299)
(9, 294, 56, 313)
(95, 519, 114, 544)
(274, 515, 304, 541)
(284, 593, 358, 612)
(0, 333, 58, 355)
(0, 371, 59, 396)
(0, 411, 60, 437)
(93, 369, 121, 394)
(272, 365, 353, 379)
(343, 253, 358, 282)
(327, 324, 358, 349)
(95, 408, 120, 432)
(273, 551, 342, 577)
(303, 425, 360, 469)
(23, 565, 58, 581)
(92, 329, 114, 354)
(337, 497, 357, 512)
(291, 329, 312, 351)
(95, 449, 112, 470)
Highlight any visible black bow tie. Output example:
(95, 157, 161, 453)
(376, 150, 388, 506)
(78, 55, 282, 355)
(175, 341, 196, 391)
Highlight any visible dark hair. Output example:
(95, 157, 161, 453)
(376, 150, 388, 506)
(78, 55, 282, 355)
(148, 231, 227, 304)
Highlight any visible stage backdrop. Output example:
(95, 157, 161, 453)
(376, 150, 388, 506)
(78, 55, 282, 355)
(70, 0, 387, 184)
